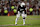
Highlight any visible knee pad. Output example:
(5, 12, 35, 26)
(22, 14, 25, 17)
(22, 14, 27, 18)
(16, 14, 20, 18)
(25, 14, 27, 17)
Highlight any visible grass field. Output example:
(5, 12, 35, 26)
(0, 15, 40, 27)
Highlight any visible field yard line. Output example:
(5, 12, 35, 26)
(26, 18, 40, 20)
(0, 24, 40, 26)
(0, 24, 32, 26)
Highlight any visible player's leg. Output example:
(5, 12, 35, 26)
(15, 11, 20, 25)
(22, 11, 27, 25)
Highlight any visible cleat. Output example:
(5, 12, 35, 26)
(23, 23, 25, 25)
(15, 24, 17, 25)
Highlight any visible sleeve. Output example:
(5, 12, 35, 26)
(17, 6, 20, 11)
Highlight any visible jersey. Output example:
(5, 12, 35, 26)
(17, 5, 26, 14)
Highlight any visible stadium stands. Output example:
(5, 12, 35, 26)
(0, 0, 40, 16)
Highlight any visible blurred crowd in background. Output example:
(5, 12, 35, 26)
(0, 0, 40, 16)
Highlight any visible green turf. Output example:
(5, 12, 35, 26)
(0, 15, 40, 27)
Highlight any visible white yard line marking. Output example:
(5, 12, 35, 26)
(0, 24, 32, 26)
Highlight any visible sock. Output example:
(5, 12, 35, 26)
(15, 18, 18, 24)
(23, 18, 25, 24)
